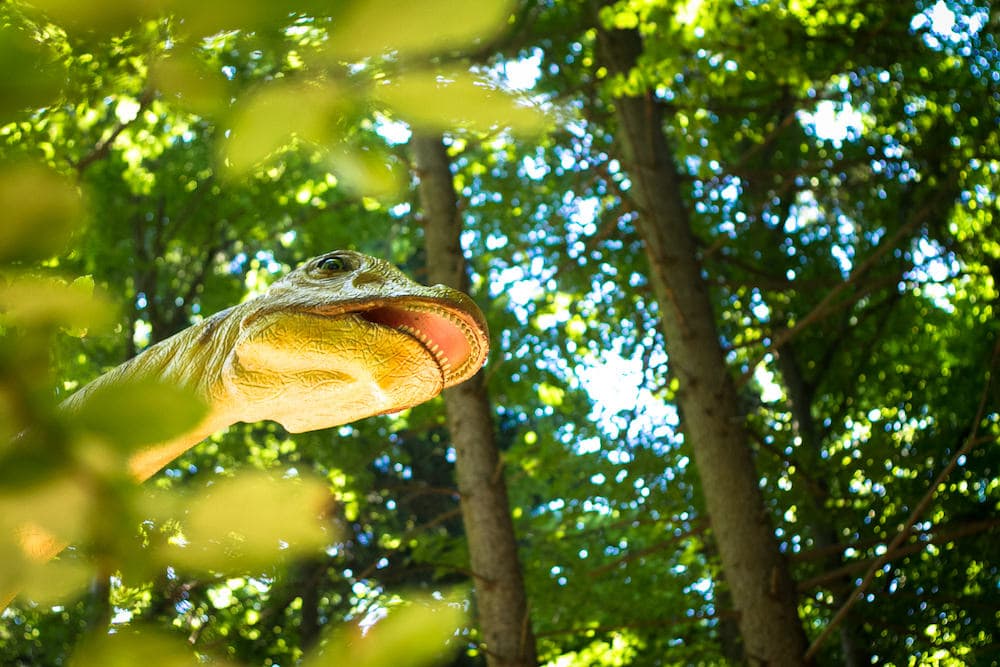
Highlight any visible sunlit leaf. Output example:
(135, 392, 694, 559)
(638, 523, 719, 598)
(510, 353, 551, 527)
(375, 69, 547, 134)
(327, 145, 404, 197)
(66, 378, 207, 449)
(159, 471, 331, 572)
(164, 0, 331, 36)
(222, 81, 344, 173)
(64, 276, 109, 338)
(304, 592, 466, 667)
(538, 382, 565, 407)
(149, 52, 229, 116)
(17, 557, 92, 606)
(0, 163, 82, 262)
(0, 476, 90, 595)
(26, 0, 153, 33)
(0, 276, 114, 333)
(69, 627, 237, 667)
(328, 0, 514, 58)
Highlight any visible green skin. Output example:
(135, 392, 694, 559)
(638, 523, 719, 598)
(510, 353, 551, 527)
(6, 251, 488, 593)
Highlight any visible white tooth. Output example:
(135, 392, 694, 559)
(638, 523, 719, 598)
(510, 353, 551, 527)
(387, 303, 481, 380)
(395, 322, 450, 367)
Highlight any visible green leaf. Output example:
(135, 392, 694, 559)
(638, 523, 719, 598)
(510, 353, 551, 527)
(149, 52, 230, 116)
(222, 81, 344, 173)
(67, 378, 207, 449)
(376, 69, 548, 134)
(157, 472, 332, 572)
(69, 627, 237, 667)
(328, 0, 514, 59)
(0, 163, 82, 262)
(304, 592, 466, 667)
(0, 276, 115, 334)
(0, 29, 63, 120)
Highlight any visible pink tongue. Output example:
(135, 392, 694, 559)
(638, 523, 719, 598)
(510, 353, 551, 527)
(362, 306, 472, 370)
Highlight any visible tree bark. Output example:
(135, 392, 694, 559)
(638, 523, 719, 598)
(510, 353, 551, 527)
(411, 133, 537, 667)
(593, 22, 810, 667)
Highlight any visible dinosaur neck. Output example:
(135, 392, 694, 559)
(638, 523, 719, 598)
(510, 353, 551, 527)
(60, 309, 241, 481)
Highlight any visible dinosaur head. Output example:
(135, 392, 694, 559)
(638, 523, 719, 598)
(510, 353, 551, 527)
(223, 250, 489, 432)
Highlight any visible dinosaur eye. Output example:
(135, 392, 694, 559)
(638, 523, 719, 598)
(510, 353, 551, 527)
(318, 256, 349, 272)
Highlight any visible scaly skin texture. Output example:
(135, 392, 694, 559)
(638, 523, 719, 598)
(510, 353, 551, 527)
(60, 250, 489, 481)
(2, 251, 487, 610)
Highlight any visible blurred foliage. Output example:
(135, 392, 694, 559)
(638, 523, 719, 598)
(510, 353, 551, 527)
(1, 0, 998, 666)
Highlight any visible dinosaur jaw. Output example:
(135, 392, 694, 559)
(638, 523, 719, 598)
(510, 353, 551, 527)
(358, 302, 486, 388)
(227, 311, 446, 432)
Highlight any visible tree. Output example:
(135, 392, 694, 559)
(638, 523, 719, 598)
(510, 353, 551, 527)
(414, 132, 538, 667)
(592, 13, 810, 666)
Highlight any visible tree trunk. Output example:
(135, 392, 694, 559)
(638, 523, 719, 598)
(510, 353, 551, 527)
(411, 133, 537, 667)
(593, 22, 810, 667)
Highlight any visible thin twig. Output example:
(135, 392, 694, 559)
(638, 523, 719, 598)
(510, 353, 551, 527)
(586, 521, 711, 578)
(353, 507, 463, 581)
(796, 516, 1000, 591)
(74, 89, 155, 174)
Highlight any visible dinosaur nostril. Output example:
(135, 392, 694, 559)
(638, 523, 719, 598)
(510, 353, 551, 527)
(353, 270, 383, 287)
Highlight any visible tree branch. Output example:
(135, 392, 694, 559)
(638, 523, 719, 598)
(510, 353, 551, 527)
(736, 199, 936, 388)
(73, 89, 155, 174)
(795, 516, 1000, 590)
(805, 337, 1000, 660)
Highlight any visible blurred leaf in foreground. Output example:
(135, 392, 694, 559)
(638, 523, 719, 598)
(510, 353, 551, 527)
(0, 27, 63, 121)
(376, 69, 547, 135)
(327, 144, 404, 197)
(304, 591, 467, 667)
(65, 378, 207, 449)
(0, 276, 115, 334)
(25, 0, 155, 34)
(68, 626, 237, 667)
(156, 471, 332, 573)
(0, 475, 92, 598)
(164, 0, 333, 38)
(328, 0, 514, 59)
(15, 557, 92, 606)
(222, 80, 344, 174)
(0, 162, 82, 262)
(149, 52, 230, 117)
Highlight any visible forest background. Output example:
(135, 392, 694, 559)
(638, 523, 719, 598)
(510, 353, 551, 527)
(0, 0, 997, 665)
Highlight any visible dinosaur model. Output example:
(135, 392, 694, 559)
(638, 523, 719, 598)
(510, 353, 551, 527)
(3, 250, 488, 607)
(62, 249, 489, 481)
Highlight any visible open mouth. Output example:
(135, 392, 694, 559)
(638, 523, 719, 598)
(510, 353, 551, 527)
(357, 302, 485, 386)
